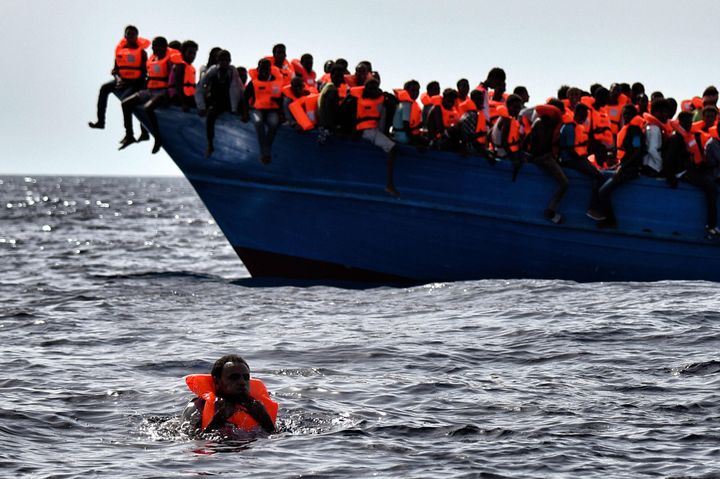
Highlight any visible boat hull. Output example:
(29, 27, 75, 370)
(147, 107, 720, 282)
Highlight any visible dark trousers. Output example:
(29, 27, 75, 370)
(532, 154, 568, 214)
(95, 79, 141, 123)
(562, 156, 605, 210)
(682, 169, 718, 229)
(207, 103, 231, 146)
(598, 169, 638, 223)
(251, 109, 280, 157)
(121, 89, 166, 137)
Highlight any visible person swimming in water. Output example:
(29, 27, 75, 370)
(182, 354, 277, 435)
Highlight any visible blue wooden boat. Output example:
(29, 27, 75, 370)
(139, 106, 720, 282)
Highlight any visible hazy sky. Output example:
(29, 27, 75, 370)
(2, 0, 719, 176)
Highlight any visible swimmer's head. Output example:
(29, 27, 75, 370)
(211, 355, 251, 399)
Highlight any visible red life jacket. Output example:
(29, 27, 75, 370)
(573, 122, 589, 156)
(146, 53, 173, 89)
(394, 89, 422, 135)
(290, 59, 316, 89)
(352, 87, 384, 130)
(249, 68, 283, 109)
(115, 37, 150, 80)
(440, 105, 460, 129)
(288, 93, 319, 131)
(185, 374, 278, 432)
(616, 115, 646, 161)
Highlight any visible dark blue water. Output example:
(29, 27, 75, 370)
(2, 175, 720, 478)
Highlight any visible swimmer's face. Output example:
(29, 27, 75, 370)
(216, 362, 251, 399)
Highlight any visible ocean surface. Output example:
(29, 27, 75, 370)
(2, 175, 720, 478)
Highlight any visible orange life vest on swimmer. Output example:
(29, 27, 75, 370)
(288, 93, 319, 131)
(590, 107, 613, 145)
(185, 374, 278, 432)
(115, 37, 150, 80)
(146, 51, 175, 89)
(670, 120, 705, 166)
(394, 89, 422, 135)
(616, 115, 645, 161)
(352, 87, 384, 130)
(249, 68, 283, 109)
(290, 59, 317, 89)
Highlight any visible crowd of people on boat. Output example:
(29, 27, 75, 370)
(90, 26, 720, 237)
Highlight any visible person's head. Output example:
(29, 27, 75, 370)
(702, 106, 718, 128)
(323, 60, 334, 74)
(557, 85, 570, 100)
(272, 43, 286, 64)
(403, 80, 420, 101)
(217, 50, 231, 71)
(211, 355, 251, 400)
(330, 64, 346, 86)
(619, 83, 631, 96)
(181, 40, 198, 64)
(470, 89, 484, 110)
(257, 58, 272, 80)
(631, 82, 645, 97)
(363, 78, 381, 99)
(441, 88, 458, 109)
(593, 87, 609, 108)
(168, 40, 182, 51)
(505, 94, 523, 117)
(622, 104, 638, 124)
(609, 83, 621, 103)
(206, 47, 222, 67)
(589, 83, 604, 96)
(426, 81, 440, 97)
(547, 98, 565, 113)
(124, 25, 139, 43)
(237, 66, 248, 84)
(300, 53, 313, 73)
(485, 67, 506, 89)
(666, 97, 678, 119)
(291, 75, 305, 96)
(678, 111, 694, 131)
(574, 103, 589, 124)
(456, 79, 470, 98)
(335, 58, 349, 73)
(567, 87, 582, 107)
(702, 85, 719, 106)
(650, 91, 664, 102)
(354, 62, 369, 83)
(513, 86, 529, 104)
(151, 36, 168, 58)
(650, 98, 671, 122)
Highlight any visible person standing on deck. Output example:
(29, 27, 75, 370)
(245, 58, 283, 164)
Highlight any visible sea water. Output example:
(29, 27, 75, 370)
(1, 175, 720, 478)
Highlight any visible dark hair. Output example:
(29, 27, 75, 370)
(557, 85, 570, 100)
(513, 86, 528, 97)
(487, 67, 506, 82)
(124, 25, 138, 35)
(182, 40, 198, 53)
(650, 98, 669, 116)
(631, 82, 645, 94)
(300, 53, 313, 63)
(258, 58, 272, 69)
(330, 64, 346, 76)
(168, 40, 182, 50)
(547, 98, 564, 112)
(574, 103, 589, 116)
(623, 104, 638, 116)
(702, 105, 718, 115)
(152, 36, 167, 48)
(589, 83, 603, 95)
(702, 85, 718, 97)
(323, 60, 334, 73)
(426, 81, 440, 95)
(470, 89, 484, 105)
(218, 50, 231, 63)
(272, 43, 286, 54)
(456, 78, 469, 89)
(335, 58, 348, 69)
(442, 88, 458, 100)
(211, 355, 249, 379)
(206, 47, 222, 67)
(650, 91, 664, 101)
(593, 87, 609, 101)
(666, 97, 678, 116)
(404, 79, 420, 91)
(505, 93, 523, 109)
(678, 111, 693, 124)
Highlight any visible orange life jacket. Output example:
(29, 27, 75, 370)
(281, 84, 309, 103)
(115, 37, 150, 80)
(606, 104, 623, 135)
(420, 92, 439, 106)
(394, 89, 422, 135)
(474, 110, 488, 146)
(264, 56, 294, 85)
(643, 113, 671, 138)
(488, 99, 506, 124)
(573, 122, 589, 156)
(288, 93, 319, 131)
(290, 59, 316, 89)
(590, 107, 613, 145)
(670, 120, 706, 166)
(181, 62, 196, 97)
(439, 105, 460, 129)
(691, 120, 719, 139)
(146, 53, 173, 89)
(616, 115, 645, 161)
(185, 374, 278, 432)
(493, 110, 521, 154)
(353, 88, 384, 130)
(249, 68, 283, 109)
(456, 98, 475, 116)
